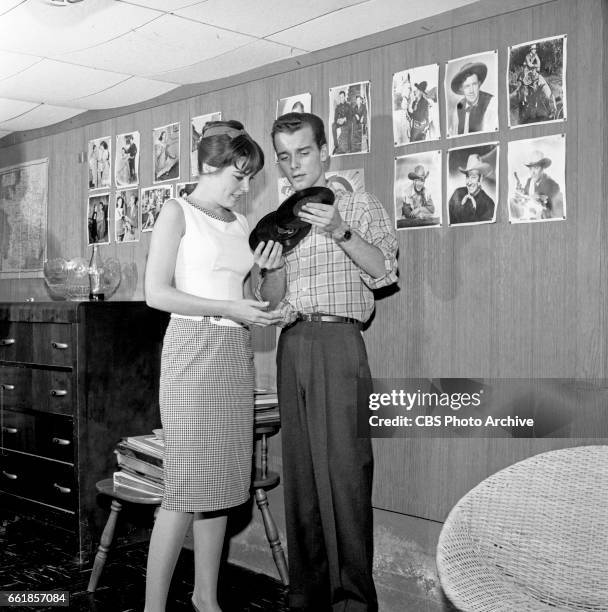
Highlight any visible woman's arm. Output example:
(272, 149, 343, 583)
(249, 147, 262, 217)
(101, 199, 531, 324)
(145, 201, 282, 326)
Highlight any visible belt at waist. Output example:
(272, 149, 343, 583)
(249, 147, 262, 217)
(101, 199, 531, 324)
(294, 313, 362, 325)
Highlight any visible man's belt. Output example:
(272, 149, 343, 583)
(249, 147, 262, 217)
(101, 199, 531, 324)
(295, 313, 361, 325)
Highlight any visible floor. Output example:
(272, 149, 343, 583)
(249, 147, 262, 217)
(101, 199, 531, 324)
(0, 509, 288, 612)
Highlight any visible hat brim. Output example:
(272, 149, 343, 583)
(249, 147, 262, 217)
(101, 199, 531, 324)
(275, 186, 335, 229)
(407, 172, 428, 181)
(248, 211, 312, 254)
(524, 158, 552, 168)
(458, 163, 492, 176)
(451, 62, 488, 95)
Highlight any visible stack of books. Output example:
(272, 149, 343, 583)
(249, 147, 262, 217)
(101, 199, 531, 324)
(254, 389, 280, 426)
(112, 430, 165, 498)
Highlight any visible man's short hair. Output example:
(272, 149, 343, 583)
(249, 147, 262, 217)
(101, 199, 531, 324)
(271, 112, 327, 150)
(339, 90, 346, 96)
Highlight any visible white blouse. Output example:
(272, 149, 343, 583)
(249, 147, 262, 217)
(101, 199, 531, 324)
(172, 197, 253, 326)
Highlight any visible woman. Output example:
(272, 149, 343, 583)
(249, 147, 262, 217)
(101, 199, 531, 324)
(144, 120, 283, 612)
(154, 130, 177, 180)
(98, 140, 110, 187)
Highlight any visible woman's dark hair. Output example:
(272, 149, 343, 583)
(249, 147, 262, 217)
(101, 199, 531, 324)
(198, 120, 264, 176)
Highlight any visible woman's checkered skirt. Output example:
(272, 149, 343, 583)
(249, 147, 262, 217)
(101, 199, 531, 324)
(159, 317, 254, 512)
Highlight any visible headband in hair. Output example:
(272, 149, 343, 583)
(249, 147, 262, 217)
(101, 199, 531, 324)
(202, 124, 247, 139)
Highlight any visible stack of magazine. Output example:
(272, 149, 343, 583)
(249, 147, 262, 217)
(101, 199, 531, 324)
(113, 429, 165, 498)
(254, 389, 280, 426)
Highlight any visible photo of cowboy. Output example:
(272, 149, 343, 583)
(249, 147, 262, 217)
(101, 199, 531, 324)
(447, 143, 499, 226)
(445, 51, 498, 138)
(392, 63, 439, 146)
(394, 150, 442, 229)
(508, 134, 566, 223)
(508, 35, 567, 127)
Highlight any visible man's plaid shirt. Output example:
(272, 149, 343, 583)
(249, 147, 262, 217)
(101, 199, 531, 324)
(269, 189, 398, 325)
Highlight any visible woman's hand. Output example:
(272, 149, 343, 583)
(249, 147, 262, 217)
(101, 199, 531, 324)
(254, 240, 284, 271)
(225, 300, 283, 327)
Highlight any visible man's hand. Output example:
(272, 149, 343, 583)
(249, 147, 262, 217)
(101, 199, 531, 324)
(254, 240, 284, 270)
(298, 202, 343, 234)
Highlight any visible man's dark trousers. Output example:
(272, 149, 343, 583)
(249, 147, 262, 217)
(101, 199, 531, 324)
(277, 320, 377, 612)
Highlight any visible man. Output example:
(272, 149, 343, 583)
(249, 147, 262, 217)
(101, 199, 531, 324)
(351, 94, 368, 150)
(448, 153, 495, 224)
(259, 112, 398, 611)
(401, 164, 435, 220)
(407, 81, 430, 142)
(523, 150, 564, 218)
(450, 61, 497, 135)
(331, 90, 353, 154)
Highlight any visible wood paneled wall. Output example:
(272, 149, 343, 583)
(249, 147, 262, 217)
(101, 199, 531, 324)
(1, 0, 605, 521)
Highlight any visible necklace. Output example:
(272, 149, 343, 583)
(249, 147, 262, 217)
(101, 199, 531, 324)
(184, 195, 236, 223)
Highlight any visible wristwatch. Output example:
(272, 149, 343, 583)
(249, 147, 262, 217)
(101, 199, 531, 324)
(332, 223, 352, 244)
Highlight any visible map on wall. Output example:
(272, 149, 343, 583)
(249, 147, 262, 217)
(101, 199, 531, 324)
(0, 158, 48, 278)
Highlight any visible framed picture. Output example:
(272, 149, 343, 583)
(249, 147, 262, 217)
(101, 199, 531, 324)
(508, 134, 566, 222)
(447, 143, 499, 226)
(445, 51, 498, 138)
(115, 131, 140, 188)
(87, 193, 110, 245)
(507, 35, 567, 128)
(141, 185, 173, 232)
(394, 151, 442, 230)
(153, 123, 180, 183)
(88, 136, 111, 190)
(392, 64, 440, 146)
(328, 81, 371, 156)
(114, 188, 140, 243)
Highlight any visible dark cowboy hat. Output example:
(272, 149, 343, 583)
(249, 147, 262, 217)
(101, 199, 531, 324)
(249, 186, 334, 254)
(523, 150, 552, 169)
(414, 81, 427, 93)
(450, 61, 488, 94)
(407, 164, 429, 181)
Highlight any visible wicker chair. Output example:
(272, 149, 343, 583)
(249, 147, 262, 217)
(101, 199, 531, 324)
(436, 446, 608, 611)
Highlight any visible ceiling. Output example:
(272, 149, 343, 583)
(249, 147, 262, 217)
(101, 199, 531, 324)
(0, 0, 478, 138)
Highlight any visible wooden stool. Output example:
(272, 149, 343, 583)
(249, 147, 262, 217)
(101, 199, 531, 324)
(253, 422, 289, 586)
(87, 479, 161, 592)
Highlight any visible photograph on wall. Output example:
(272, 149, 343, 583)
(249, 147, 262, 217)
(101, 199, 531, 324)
(508, 134, 566, 223)
(141, 185, 173, 232)
(87, 193, 110, 245)
(326, 169, 365, 195)
(277, 169, 365, 204)
(445, 50, 498, 138)
(507, 35, 567, 128)
(153, 122, 180, 183)
(392, 64, 439, 146)
(394, 150, 442, 230)
(276, 92, 312, 118)
(177, 181, 197, 198)
(114, 131, 139, 188)
(88, 136, 111, 190)
(328, 81, 370, 156)
(447, 142, 498, 226)
(114, 188, 140, 243)
(190, 112, 222, 178)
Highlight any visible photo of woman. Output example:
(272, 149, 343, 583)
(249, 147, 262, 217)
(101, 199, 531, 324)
(153, 122, 180, 183)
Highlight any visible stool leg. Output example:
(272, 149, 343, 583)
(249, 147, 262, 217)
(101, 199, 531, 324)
(254, 487, 289, 586)
(87, 499, 122, 592)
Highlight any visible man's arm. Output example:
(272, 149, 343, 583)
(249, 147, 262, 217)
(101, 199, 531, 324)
(298, 195, 398, 288)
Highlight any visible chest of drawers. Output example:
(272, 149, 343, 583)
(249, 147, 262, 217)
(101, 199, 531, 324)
(0, 301, 167, 563)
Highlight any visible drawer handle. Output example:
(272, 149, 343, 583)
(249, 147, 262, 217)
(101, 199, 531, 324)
(0, 384, 15, 391)
(50, 389, 67, 397)
(52, 437, 71, 446)
(0, 338, 15, 346)
(1, 427, 18, 434)
(53, 483, 71, 494)
(1, 470, 17, 480)
(51, 341, 69, 350)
